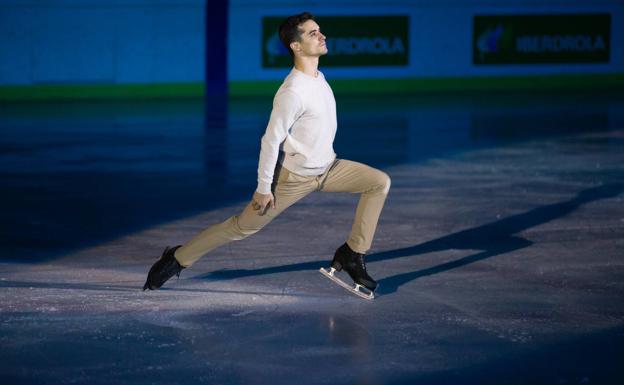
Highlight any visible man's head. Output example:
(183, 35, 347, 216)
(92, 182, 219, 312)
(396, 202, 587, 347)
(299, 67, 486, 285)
(279, 12, 327, 59)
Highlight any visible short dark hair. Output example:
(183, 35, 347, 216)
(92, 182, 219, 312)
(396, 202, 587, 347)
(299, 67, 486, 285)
(278, 12, 315, 57)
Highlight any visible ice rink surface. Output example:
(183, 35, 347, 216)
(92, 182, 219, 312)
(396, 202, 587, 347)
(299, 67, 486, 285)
(1, 91, 623, 384)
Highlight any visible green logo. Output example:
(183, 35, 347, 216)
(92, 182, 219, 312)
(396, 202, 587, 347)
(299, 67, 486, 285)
(262, 16, 409, 68)
(474, 14, 611, 64)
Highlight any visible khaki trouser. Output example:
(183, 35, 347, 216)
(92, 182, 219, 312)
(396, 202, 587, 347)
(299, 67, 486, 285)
(174, 159, 391, 267)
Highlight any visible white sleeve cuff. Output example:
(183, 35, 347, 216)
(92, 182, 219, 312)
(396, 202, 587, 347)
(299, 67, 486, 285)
(255, 182, 272, 195)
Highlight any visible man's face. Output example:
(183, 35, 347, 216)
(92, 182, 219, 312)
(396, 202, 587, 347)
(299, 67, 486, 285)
(292, 20, 328, 58)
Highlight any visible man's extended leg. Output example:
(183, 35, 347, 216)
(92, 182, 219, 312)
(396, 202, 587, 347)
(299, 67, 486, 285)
(173, 166, 317, 267)
(143, 166, 317, 290)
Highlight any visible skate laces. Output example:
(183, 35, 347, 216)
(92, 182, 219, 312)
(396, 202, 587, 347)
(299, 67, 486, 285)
(356, 254, 367, 271)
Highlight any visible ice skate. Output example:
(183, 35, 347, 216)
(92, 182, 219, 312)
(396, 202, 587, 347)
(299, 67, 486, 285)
(319, 243, 377, 300)
(143, 245, 184, 291)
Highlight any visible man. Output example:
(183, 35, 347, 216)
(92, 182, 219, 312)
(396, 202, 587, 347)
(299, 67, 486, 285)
(143, 12, 390, 297)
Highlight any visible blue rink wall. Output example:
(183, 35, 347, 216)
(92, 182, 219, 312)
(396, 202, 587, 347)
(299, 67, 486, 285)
(0, 0, 623, 99)
(0, 0, 205, 86)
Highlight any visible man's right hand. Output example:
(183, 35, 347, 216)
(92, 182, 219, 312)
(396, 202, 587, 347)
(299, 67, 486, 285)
(252, 191, 275, 215)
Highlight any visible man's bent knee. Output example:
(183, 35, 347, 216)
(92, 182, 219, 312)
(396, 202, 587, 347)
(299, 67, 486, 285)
(373, 170, 391, 195)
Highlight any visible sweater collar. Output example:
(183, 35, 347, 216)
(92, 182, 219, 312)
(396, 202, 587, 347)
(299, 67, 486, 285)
(292, 67, 324, 80)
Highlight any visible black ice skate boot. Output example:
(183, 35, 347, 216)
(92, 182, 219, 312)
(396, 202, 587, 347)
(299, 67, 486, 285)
(331, 243, 378, 292)
(143, 245, 184, 291)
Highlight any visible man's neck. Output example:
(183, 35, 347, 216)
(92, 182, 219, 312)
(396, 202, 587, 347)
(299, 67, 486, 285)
(294, 56, 319, 77)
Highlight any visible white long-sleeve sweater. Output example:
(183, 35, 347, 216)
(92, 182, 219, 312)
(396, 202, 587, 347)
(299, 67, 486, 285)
(256, 68, 337, 194)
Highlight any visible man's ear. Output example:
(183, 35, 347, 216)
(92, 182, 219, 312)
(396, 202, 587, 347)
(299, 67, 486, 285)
(290, 41, 300, 53)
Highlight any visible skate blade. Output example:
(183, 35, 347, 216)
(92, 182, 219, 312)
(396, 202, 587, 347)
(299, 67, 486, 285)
(319, 267, 375, 300)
